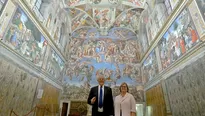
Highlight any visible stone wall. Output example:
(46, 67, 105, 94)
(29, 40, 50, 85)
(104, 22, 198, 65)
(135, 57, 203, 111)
(165, 56, 205, 116)
(0, 58, 38, 115)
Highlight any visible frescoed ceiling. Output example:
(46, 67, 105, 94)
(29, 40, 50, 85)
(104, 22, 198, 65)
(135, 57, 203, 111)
(63, 0, 145, 88)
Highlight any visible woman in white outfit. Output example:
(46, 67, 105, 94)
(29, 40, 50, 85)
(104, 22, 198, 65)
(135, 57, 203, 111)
(114, 82, 136, 116)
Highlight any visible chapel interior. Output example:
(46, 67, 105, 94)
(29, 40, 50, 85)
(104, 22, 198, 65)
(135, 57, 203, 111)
(0, 0, 205, 116)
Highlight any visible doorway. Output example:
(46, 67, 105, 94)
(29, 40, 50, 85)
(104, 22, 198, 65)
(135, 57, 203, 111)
(61, 102, 68, 116)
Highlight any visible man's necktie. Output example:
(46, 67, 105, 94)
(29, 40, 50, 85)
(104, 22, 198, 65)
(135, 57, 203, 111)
(99, 86, 103, 108)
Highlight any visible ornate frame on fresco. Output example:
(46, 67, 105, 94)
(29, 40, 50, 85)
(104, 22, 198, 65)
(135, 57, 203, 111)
(143, 0, 203, 90)
(2, 7, 48, 68)
(0, 2, 65, 88)
(188, 0, 205, 41)
(19, 0, 66, 62)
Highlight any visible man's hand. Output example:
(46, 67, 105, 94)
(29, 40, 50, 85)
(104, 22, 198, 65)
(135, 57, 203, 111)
(91, 97, 96, 104)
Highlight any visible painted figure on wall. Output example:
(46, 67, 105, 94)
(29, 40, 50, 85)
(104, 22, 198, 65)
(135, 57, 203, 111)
(114, 8, 143, 31)
(3, 8, 47, 67)
(64, 37, 142, 89)
(142, 50, 158, 83)
(54, 27, 60, 43)
(159, 8, 199, 69)
(66, 0, 85, 6)
(138, 10, 149, 56)
(71, 13, 89, 31)
(66, 8, 81, 19)
(47, 49, 65, 79)
(127, 0, 143, 7)
(94, 8, 110, 27)
(146, 0, 170, 44)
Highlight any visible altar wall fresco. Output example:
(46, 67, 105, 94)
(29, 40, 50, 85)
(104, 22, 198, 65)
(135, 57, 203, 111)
(0, 58, 38, 116)
(63, 35, 143, 101)
(65, 37, 141, 84)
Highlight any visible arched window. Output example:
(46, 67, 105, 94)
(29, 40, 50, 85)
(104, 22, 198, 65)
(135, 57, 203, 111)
(46, 14, 52, 28)
(59, 23, 65, 45)
(33, 0, 51, 22)
(0, 0, 8, 15)
(35, 0, 42, 10)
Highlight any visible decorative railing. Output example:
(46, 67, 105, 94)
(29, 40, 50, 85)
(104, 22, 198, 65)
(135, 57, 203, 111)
(9, 105, 57, 116)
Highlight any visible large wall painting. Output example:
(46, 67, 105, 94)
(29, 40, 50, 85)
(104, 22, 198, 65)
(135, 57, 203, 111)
(142, 50, 158, 83)
(47, 48, 65, 81)
(64, 37, 142, 89)
(2, 7, 47, 67)
(189, 0, 205, 38)
(158, 8, 199, 69)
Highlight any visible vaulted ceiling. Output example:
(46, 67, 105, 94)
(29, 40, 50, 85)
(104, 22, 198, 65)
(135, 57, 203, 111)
(64, 0, 144, 39)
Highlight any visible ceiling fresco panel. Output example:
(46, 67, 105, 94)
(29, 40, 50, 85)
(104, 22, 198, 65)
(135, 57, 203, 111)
(72, 27, 99, 39)
(65, 0, 86, 6)
(71, 13, 90, 30)
(90, 0, 120, 5)
(93, 8, 114, 28)
(122, 0, 144, 7)
(108, 28, 137, 40)
(65, 8, 81, 19)
(114, 8, 143, 31)
(72, 27, 137, 40)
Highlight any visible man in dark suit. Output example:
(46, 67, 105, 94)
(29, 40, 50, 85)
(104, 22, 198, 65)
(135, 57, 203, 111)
(87, 75, 114, 116)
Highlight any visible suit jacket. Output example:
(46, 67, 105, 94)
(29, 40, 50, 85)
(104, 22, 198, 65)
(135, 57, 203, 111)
(87, 85, 114, 116)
